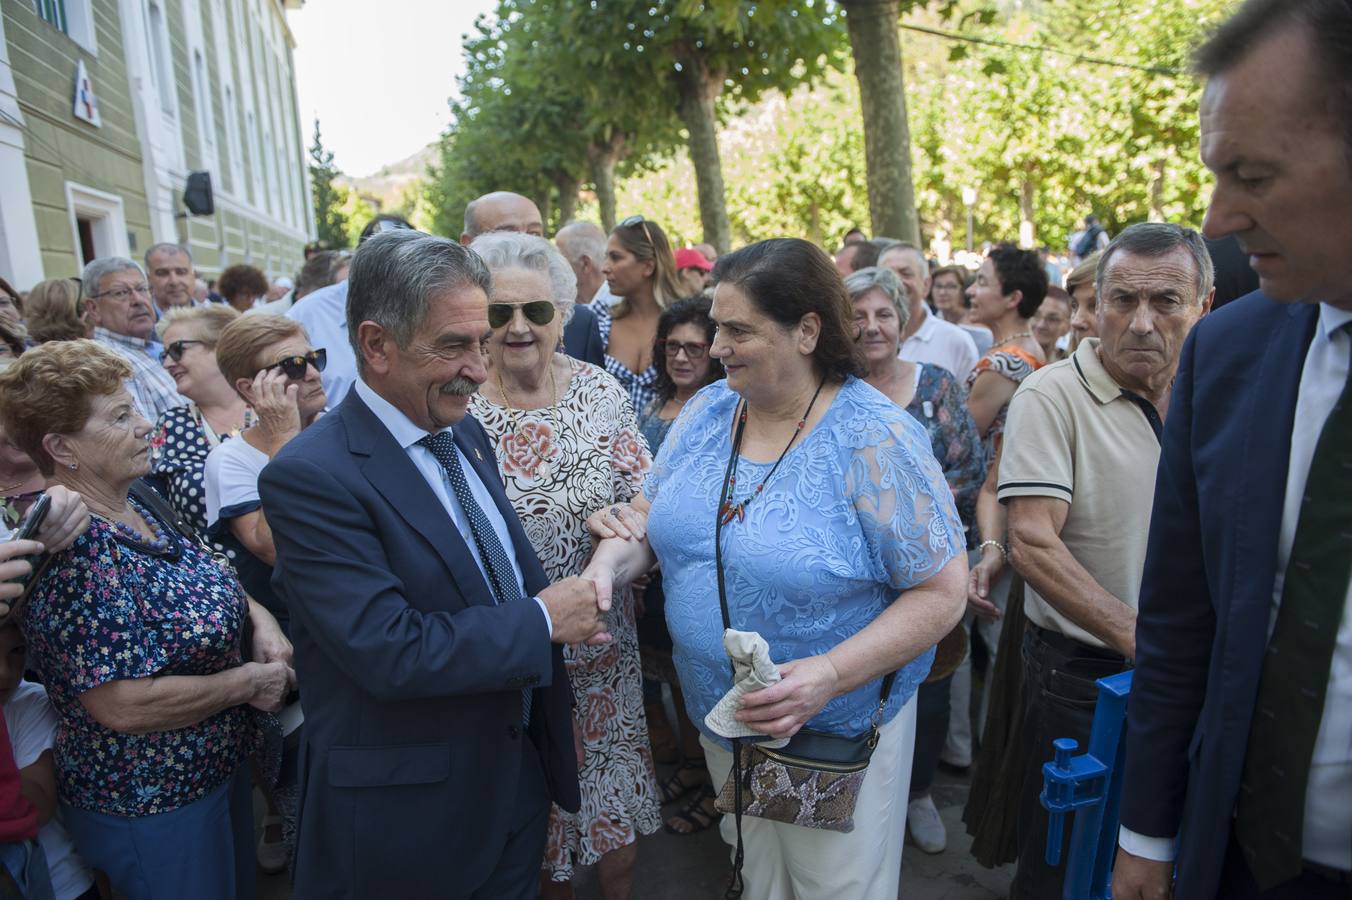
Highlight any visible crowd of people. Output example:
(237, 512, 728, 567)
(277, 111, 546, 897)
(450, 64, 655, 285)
(0, 1, 1345, 898)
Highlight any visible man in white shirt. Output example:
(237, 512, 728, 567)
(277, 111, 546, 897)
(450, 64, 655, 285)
(879, 243, 980, 383)
(1113, 2, 1352, 898)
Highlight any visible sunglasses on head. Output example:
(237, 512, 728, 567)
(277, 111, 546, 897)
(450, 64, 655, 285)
(262, 348, 327, 380)
(160, 339, 208, 363)
(487, 301, 557, 329)
(619, 215, 655, 248)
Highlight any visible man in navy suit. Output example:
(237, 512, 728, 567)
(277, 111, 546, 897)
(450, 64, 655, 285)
(260, 231, 611, 898)
(1113, 1, 1352, 897)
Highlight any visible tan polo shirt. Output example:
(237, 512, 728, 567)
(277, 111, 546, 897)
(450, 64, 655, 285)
(997, 338, 1163, 649)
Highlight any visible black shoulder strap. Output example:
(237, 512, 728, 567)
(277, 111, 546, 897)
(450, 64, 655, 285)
(129, 478, 197, 541)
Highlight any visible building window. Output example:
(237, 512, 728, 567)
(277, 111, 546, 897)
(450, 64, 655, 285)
(192, 51, 216, 149)
(65, 183, 129, 267)
(223, 85, 244, 187)
(34, 0, 67, 32)
(145, 1, 176, 116)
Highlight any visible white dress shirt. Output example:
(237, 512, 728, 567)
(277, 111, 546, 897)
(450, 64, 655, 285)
(1120, 303, 1352, 866)
(899, 307, 980, 384)
(353, 378, 552, 635)
(287, 280, 357, 406)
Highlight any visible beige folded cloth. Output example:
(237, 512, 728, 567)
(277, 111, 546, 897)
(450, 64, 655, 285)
(704, 629, 790, 749)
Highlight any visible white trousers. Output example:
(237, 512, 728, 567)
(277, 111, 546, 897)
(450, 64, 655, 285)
(943, 555, 1013, 767)
(700, 694, 918, 900)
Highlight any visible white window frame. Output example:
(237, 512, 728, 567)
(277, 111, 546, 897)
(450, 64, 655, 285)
(144, 0, 177, 119)
(65, 182, 129, 266)
(34, 0, 97, 54)
(191, 49, 216, 154)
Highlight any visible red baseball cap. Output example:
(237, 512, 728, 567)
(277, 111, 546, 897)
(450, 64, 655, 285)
(674, 248, 713, 272)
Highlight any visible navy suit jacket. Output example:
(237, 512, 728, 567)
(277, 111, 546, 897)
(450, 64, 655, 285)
(563, 302, 605, 367)
(259, 390, 580, 899)
(1120, 292, 1320, 898)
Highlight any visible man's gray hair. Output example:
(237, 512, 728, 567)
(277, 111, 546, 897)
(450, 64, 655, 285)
(81, 257, 143, 300)
(844, 266, 911, 329)
(876, 239, 925, 271)
(1095, 223, 1215, 304)
(346, 232, 492, 373)
(470, 232, 577, 327)
(144, 242, 192, 266)
(463, 198, 484, 239)
(555, 221, 607, 268)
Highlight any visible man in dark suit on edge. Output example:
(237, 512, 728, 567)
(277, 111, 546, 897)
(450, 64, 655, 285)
(260, 231, 610, 899)
(1112, 2, 1352, 898)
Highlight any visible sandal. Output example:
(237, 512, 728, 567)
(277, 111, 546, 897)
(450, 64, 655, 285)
(658, 759, 710, 805)
(663, 785, 719, 836)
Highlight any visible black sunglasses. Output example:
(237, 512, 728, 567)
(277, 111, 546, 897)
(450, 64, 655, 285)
(262, 348, 327, 380)
(160, 339, 208, 363)
(487, 301, 557, 329)
(619, 215, 655, 248)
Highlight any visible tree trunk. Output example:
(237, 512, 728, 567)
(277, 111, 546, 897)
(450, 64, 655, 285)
(536, 189, 552, 236)
(674, 53, 732, 255)
(843, 0, 920, 245)
(1019, 178, 1036, 248)
(554, 171, 580, 229)
(1149, 157, 1167, 221)
(587, 136, 624, 233)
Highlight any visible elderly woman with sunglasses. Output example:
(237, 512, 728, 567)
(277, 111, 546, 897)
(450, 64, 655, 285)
(0, 340, 293, 900)
(596, 215, 686, 415)
(203, 315, 326, 632)
(465, 233, 661, 900)
(151, 305, 249, 540)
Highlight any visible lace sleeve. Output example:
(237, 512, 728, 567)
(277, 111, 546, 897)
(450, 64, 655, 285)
(846, 413, 965, 592)
(643, 383, 725, 503)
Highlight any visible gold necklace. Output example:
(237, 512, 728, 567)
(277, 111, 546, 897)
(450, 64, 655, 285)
(993, 330, 1033, 346)
(495, 358, 562, 480)
(0, 475, 37, 494)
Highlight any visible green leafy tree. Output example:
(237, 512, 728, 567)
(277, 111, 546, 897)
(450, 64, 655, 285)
(309, 119, 350, 249)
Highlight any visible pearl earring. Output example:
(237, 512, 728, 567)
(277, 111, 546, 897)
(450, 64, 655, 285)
(69, 463, 77, 471)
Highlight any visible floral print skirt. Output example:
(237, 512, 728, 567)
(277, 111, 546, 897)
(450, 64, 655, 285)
(543, 589, 662, 881)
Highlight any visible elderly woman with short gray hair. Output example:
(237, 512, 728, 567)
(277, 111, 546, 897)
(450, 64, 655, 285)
(847, 265, 987, 853)
(466, 232, 661, 899)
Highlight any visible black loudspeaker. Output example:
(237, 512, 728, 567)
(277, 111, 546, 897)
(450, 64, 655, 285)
(184, 171, 214, 216)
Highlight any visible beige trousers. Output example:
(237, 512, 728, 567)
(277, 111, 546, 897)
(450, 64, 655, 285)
(700, 694, 918, 900)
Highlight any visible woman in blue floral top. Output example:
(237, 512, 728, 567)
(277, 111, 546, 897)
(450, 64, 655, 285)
(586, 240, 968, 900)
(0, 340, 293, 900)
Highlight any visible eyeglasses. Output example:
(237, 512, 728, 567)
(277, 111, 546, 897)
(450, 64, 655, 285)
(160, 339, 208, 363)
(92, 284, 152, 302)
(619, 215, 655, 248)
(261, 348, 327, 380)
(487, 301, 557, 329)
(660, 340, 709, 360)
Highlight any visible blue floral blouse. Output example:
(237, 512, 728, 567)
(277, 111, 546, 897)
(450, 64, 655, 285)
(22, 496, 256, 817)
(644, 377, 965, 746)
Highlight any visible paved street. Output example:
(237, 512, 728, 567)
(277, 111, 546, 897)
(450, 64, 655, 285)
(257, 762, 1015, 898)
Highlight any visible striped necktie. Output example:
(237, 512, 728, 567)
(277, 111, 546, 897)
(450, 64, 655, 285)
(417, 432, 531, 727)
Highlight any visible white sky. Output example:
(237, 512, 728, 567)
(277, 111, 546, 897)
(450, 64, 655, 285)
(287, 0, 498, 177)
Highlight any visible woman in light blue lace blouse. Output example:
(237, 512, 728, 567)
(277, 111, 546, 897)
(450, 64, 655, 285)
(586, 239, 967, 900)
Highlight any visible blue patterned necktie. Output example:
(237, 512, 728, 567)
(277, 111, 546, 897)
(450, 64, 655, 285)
(417, 431, 531, 726)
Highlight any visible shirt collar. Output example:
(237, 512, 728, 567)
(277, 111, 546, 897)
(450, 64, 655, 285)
(353, 378, 453, 450)
(908, 307, 936, 343)
(1317, 302, 1352, 340)
(1071, 338, 1128, 405)
(94, 326, 152, 350)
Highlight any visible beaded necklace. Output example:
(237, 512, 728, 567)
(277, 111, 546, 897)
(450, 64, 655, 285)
(718, 378, 826, 526)
(97, 497, 172, 553)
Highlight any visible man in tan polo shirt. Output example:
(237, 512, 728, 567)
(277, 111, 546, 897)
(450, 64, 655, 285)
(996, 223, 1214, 898)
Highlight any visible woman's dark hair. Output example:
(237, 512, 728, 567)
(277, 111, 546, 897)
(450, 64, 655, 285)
(711, 238, 864, 381)
(651, 295, 724, 405)
(988, 244, 1049, 319)
(929, 265, 971, 307)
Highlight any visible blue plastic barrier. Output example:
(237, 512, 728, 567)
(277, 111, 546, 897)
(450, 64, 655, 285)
(1040, 669, 1134, 900)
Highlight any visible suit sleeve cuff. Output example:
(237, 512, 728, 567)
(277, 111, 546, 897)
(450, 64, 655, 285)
(1118, 826, 1176, 862)
(533, 596, 553, 639)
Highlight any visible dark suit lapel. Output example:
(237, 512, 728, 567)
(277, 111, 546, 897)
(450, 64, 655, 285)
(338, 393, 495, 605)
(1230, 302, 1319, 622)
(453, 421, 551, 596)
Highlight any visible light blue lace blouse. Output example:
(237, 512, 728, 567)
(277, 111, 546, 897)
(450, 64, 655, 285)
(644, 377, 964, 747)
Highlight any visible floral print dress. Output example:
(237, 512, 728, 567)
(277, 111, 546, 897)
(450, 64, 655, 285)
(21, 496, 257, 817)
(468, 357, 661, 881)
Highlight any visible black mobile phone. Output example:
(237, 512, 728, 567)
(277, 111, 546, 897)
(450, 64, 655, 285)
(10, 493, 50, 543)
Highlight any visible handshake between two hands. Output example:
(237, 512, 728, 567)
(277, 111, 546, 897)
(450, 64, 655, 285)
(537, 503, 651, 647)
